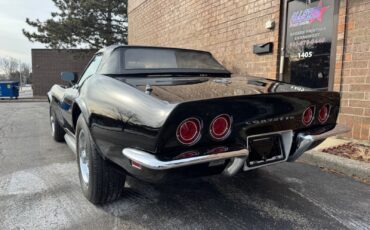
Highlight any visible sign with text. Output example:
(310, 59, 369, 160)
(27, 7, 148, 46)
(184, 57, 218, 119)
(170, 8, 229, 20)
(283, 0, 336, 89)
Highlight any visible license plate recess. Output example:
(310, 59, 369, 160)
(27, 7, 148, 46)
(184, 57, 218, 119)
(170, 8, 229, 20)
(247, 134, 285, 168)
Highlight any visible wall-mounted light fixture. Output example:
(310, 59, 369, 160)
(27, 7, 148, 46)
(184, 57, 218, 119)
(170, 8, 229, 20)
(265, 20, 275, 30)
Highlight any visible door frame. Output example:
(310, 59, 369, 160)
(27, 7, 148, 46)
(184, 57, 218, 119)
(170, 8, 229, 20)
(278, 0, 340, 91)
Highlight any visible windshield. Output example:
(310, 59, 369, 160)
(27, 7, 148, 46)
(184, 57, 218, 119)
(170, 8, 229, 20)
(123, 48, 225, 70)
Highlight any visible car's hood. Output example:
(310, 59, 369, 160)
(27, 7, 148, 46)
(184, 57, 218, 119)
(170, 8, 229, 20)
(139, 75, 314, 103)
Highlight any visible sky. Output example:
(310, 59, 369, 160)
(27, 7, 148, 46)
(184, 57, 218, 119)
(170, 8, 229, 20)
(0, 0, 56, 65)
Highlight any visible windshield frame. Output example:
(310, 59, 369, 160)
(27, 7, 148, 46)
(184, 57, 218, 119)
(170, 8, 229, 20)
(97, 46, 231, 77)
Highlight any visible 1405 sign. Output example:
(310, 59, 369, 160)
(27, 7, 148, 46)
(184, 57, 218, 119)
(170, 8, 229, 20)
(297, 51, 313, 59)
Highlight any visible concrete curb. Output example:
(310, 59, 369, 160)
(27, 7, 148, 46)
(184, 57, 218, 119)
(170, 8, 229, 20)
(298, 150, 370, 180)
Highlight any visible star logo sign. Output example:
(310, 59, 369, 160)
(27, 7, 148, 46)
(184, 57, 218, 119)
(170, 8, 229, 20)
(309, 0, 329, 23)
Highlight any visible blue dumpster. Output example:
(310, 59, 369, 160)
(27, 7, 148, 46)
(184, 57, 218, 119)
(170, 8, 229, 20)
(0, 81, 19, 99)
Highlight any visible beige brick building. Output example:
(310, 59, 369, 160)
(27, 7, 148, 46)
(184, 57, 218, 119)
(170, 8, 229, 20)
(128, 0, 370, 141)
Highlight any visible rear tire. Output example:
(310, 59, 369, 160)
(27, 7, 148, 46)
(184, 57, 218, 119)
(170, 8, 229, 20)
(50, 107, 65, 142)
(76, 115, 126, 204)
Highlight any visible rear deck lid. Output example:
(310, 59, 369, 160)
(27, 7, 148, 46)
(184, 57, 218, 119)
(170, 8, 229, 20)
(129, 76, 314, 103)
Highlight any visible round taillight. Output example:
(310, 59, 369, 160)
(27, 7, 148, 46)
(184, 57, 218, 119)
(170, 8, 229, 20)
(176, 118, 201, 145)
(302, 106, 315, 126)
(318, 104, 330, 124)
(210, 114, 232, 140)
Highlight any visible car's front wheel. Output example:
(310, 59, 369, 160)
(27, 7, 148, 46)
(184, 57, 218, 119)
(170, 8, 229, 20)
(50, 107, 65, 142)
(76, 115, 126, 204)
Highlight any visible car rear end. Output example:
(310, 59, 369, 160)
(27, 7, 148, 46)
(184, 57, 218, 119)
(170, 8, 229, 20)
(109, 46, 348, 181)
(122, 90, 349, 182)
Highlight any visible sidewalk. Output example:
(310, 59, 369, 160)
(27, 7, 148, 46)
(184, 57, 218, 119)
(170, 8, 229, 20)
(298, 137, 370, 183)
(0, 97, 48, 103)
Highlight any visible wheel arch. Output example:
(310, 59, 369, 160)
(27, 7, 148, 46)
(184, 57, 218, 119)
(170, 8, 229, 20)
(72, 99, 90, 131)
(47, 92, 52, 103)
(47, 92, 59, 105)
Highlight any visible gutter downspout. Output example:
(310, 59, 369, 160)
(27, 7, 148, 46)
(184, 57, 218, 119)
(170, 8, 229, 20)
(279, 0, 289, 81)
(339, 0, 349, 93)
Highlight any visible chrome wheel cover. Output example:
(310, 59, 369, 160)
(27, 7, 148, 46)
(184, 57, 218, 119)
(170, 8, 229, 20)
(78, 130, 89, 185)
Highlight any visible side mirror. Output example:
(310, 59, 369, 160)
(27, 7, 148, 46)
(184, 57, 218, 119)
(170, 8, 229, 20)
(60, 72, 78, 84)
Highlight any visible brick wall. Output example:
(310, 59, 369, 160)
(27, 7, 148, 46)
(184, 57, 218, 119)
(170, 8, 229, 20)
(128, 0, 146, 13)
(32, 49, 96, 96)
(128, 0, 281, 79)
(334, 0, 370, 140)
(128, 0, 370, 141)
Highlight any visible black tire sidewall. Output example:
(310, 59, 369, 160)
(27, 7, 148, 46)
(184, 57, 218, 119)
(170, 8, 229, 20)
(75, 114, 126, 204)
(49, 107, 65, 142)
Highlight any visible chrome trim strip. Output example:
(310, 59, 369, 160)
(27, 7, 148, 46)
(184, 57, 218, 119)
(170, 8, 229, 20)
(64, 133, 77, 155)
(288, 124, 350, 162)
(122, 148, 248, 170)
(64, 128, 75, 138)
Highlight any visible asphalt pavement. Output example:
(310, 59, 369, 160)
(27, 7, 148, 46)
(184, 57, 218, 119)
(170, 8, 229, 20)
(0, 102, 369, 230)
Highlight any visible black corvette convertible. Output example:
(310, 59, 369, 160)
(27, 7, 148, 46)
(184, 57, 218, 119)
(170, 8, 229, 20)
(48, 45, 349, 204)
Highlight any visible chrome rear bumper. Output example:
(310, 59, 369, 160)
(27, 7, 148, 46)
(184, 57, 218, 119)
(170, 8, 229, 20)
(122, 148, 248, 170)
(288, 124, 350, 162)
(122, 124, 350, 175)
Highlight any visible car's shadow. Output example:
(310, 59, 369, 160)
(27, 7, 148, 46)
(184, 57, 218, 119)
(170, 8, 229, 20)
(98, 168, 335, 229)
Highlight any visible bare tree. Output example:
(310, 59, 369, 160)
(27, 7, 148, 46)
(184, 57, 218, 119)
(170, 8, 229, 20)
(0, 57, 19, 80)
(0, 74, 6, 81)
(0, 57, 31, 83)
(20, 63, 31, 84)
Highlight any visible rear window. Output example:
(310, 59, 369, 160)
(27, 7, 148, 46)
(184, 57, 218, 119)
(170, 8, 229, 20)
(124, 48, 225, 70)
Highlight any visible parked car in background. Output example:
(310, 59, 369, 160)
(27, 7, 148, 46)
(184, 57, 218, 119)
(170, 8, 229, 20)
(47, 45, 349, 204)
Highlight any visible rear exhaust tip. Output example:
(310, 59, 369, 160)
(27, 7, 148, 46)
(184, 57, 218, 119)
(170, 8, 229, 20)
(223, 157, 246, 176)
